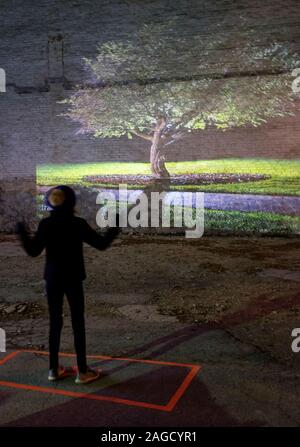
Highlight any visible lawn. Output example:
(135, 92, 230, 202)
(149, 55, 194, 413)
(36, 190, 300, 235)
(37, 158, 300, 196)
(202, 209, 300, 235)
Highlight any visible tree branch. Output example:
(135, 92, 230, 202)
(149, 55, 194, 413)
(163, 130, 189, 147)
(132, 130, 153, 141)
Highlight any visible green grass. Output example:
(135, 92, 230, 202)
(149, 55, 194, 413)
(36, 191, 300, 235)
(203, 209, 300, 235)
(37, 158, 300, 196)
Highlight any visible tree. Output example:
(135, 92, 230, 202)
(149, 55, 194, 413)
(62, 19, 299, 180)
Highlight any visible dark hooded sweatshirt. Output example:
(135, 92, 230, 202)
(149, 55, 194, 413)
(19, 211, 119, 282)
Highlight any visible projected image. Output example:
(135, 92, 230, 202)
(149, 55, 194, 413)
(36, 158, 300, 236)
(37, 19, 300, 235)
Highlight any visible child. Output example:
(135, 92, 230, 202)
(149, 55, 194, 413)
(17, 185, 120, 384)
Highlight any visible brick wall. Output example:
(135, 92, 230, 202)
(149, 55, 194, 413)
(0, 0, 300, 231)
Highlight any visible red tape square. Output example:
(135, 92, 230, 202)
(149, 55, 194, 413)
(0, 350, 201, 412)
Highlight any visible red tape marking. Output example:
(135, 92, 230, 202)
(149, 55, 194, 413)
(0, 350, 202, 412)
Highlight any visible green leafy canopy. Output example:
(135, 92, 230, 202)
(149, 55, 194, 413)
(61, 18, 300, 140)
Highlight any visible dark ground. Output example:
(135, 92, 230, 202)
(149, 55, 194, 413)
(0, 234, 299, 426)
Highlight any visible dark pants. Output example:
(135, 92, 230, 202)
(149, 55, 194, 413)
(46, 280, 87, 373)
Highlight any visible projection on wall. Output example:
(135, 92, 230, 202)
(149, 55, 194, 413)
(37, 20, 300, 235)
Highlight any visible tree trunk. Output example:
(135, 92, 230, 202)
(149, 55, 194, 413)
(150, 118, 170, 180)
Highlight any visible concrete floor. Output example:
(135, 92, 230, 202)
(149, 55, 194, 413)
(0, 234, 299, 426)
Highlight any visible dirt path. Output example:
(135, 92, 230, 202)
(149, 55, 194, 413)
(38, 186, 300, 215)
(93, 188, 300, 216)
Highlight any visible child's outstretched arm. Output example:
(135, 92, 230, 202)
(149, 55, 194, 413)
(81, 217, 120, 250)
(16, 221, 46, 257)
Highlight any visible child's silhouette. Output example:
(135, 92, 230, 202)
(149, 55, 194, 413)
(17, 185, 120, 384)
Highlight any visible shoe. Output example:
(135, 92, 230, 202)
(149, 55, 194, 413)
(75, 367, 101, 384)
(48, 366, 66, 381)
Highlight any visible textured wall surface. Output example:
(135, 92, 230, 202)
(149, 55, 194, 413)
(0, 0, 300, 230)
